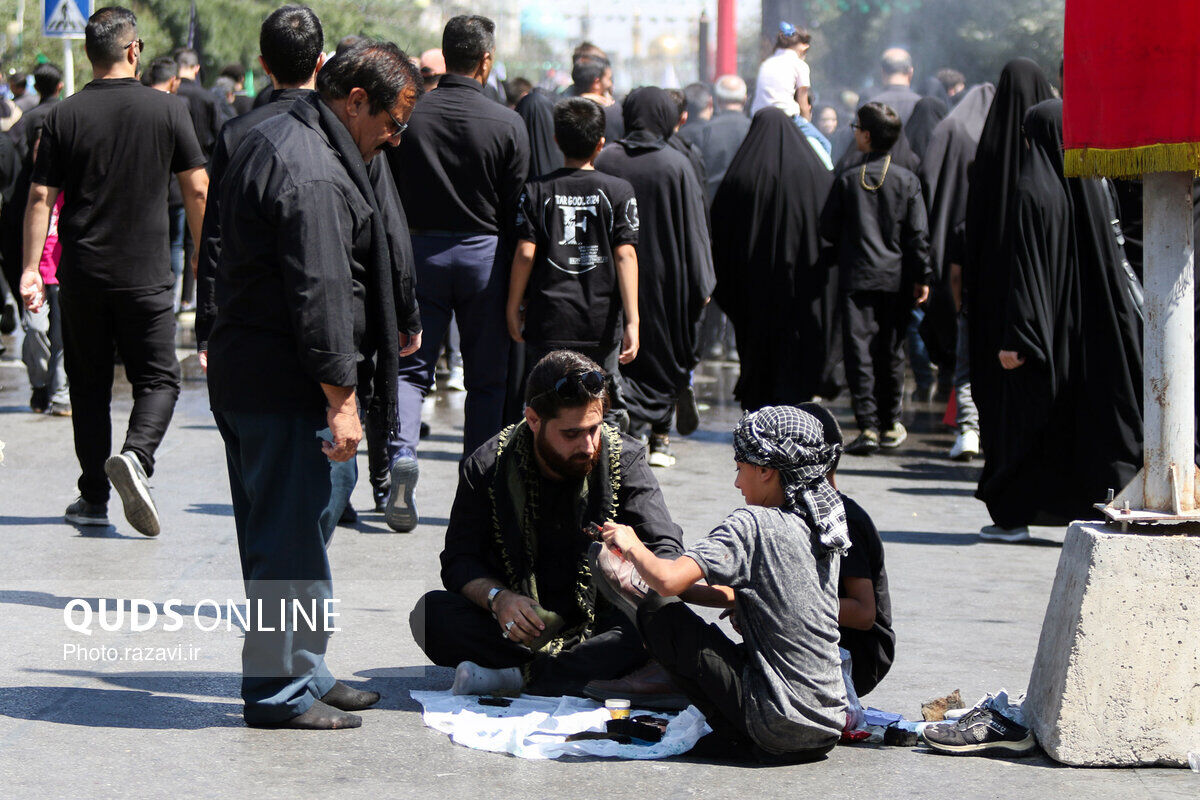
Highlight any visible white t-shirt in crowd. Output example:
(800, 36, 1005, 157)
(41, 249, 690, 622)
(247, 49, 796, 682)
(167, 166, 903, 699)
(750, 48, 811, 118)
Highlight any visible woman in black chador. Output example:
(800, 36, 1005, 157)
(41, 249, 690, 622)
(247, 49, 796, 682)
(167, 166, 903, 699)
(710, 108, 835, 410)
(977, 98, 1143, 538)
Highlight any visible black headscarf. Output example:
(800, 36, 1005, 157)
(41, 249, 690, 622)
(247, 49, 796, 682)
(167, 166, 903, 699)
(904, 97, 947, 162)
(977, 98, 1142, 527)
(621, 87, 678, 140)
(515, 88, 564, 178)
(963, 58, 1054, 493)
(711, 108, 835, 410)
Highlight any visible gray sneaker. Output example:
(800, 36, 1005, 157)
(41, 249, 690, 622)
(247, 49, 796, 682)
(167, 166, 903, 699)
(979, 524, 1031, 543)
(65, 497, 109, 527)
(880, 422, 908, 449)
(384, 455, 419, 532)
(104, 452, 160, 537)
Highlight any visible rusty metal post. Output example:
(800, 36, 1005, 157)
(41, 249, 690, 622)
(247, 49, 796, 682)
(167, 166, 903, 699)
(1141, 170, 1196, 512)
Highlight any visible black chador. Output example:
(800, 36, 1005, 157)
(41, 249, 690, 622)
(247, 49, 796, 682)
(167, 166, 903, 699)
(710, 108, 835, 410)
(595, 87, 714, 435)
(978, 99, 1142, 527)
(515, 88, 564, 179)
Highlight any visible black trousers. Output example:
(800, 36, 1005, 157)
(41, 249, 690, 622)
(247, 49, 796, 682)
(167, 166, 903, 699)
(60, 285, 181, 504)
(841, 290, 908, 433)
(410, 590, 648, 696)
(637, 595, 835, 764)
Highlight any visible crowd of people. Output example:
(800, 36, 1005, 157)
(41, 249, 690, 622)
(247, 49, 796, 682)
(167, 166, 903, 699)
(0, 2, 1152, 760)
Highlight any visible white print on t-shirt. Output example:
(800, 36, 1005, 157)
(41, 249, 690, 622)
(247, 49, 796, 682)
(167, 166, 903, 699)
(543, 190, 615, 275)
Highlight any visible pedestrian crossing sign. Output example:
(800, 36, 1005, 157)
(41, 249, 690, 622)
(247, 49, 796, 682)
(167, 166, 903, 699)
(44, 0, 90, 39)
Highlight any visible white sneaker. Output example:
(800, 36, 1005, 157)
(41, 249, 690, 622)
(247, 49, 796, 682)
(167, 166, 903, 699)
(979, 525, 1031, 543)
(949, 429, 981, 461)
(104, 452, 160, 537)
(444, 365, 466, 392)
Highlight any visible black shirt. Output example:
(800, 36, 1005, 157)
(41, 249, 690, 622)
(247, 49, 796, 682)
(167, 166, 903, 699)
(515, 167, 639, 348)
(440, 430, 685, 616)
(195, 88, 313, 349)
(820, 151, 932, 294)
(390, 73, 530, 235)
(32, 78, 205, 290)
(176, 77, 223, 158)
(207, 102, 373, 413)
(680, 108, 751, 201)
(837, 495, 895, 696)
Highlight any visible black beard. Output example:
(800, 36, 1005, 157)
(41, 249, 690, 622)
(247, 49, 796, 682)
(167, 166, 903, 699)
(534, 428, 600, 480)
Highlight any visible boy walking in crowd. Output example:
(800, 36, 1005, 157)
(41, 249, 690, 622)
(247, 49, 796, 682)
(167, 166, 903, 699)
(506, 97, 640, 421)
(820, 102, 931, 455)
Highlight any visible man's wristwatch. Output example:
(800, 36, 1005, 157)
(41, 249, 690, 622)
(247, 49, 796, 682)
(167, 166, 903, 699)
(487, 586, 505, 616)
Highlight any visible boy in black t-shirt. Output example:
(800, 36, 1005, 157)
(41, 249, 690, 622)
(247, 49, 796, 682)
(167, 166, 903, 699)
(819, 102, 932, 456)
(507, 97, 640, 416)
(799, 402, 895, 698)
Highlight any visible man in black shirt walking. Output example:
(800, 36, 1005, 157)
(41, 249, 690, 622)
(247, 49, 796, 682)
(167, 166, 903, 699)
(19, 6, 208, 537)
(387, 14, 530, 531)
(208, 40, 422, 730)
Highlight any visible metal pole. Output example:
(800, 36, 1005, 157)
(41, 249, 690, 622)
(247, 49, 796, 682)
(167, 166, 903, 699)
(1141, 170, 1196, 512)
(62, 38, 73, 97)
(698, 11, 710, 83)
(716, 0, 736, 77)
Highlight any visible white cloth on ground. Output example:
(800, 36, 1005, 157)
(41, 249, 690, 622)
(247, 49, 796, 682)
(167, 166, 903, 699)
(410, 690, 711, 760)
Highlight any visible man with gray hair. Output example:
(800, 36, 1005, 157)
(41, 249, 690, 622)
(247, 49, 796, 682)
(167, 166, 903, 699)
(208, 38, 423, 729)
(868, 47, 921, 123)
(684, 75, 750, 202)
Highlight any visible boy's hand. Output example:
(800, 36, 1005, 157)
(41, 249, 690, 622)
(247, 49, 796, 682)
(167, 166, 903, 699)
(505, 303, 525, 343)
(619, 322, 639, 364)
(998, 349, 1025, 370)
(913, 283, 929, 305)
(19, 267, 44, 313)
(600, 521, 640, 558)
(719, 608, 742, 635)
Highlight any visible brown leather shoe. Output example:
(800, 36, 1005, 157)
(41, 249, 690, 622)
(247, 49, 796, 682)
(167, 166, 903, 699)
(584, 661, 690, 711)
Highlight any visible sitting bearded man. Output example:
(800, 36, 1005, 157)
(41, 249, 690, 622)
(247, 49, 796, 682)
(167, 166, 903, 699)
(409, 349, 687, 696)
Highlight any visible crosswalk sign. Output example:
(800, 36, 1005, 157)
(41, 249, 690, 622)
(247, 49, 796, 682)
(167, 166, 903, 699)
(44, 0, 91, 39)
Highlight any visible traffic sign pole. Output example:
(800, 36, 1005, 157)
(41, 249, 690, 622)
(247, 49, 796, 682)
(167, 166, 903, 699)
(62, 38, 73, 96)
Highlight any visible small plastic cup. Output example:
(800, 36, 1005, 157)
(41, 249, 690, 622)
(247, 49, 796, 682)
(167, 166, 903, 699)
(606, 699, 631, 720)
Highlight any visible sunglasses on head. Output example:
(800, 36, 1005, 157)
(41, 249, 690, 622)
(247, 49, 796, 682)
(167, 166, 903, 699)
(534, 370, 606, 403)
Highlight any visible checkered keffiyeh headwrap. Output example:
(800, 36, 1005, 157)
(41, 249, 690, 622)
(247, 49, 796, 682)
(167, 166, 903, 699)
(733, 406, 850, 554)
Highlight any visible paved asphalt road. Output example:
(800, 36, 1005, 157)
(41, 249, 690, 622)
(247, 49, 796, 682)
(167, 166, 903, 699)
(0, 331, 1193, 798)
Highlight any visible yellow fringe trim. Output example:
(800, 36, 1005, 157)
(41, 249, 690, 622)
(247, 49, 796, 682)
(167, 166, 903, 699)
(1064, 143, 1200, 179)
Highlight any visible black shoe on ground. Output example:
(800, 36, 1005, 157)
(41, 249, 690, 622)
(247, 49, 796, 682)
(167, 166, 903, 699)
(419, 421, 431, 439)
(104, 452, 161, 537)
(921, 707, 1036, 756)
(384, 455, 419, 532)
(880, 422, 908, 449)
(372, 486, 388, 513)
(337, 502, 358, 527)
(65, 497, 109, 527)
(0, 302, 16, 334)
(30, 387, 49, 414)
(845, 430, 880, 456)
(676, 385, 700, 436)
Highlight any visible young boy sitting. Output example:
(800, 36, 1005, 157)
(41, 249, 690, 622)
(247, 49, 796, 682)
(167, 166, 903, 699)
(799, 402, 895, 698)
(592, 405, 848, 763)
(507, 97, 640, 417)
(820, 101, 932, 456)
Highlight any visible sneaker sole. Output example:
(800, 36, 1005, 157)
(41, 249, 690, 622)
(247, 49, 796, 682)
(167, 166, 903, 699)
(647, 453, 676, 468)
(384, 458, 419, 532)
(979, 531, 1031, 543)
(587, 543, 640, 623)
(950, 450, 978, 462)
(65, 511, 110, 527)
(104, 455, 160, 537)
(922, 733, 1037, 756)
(880, 433, 908, 449)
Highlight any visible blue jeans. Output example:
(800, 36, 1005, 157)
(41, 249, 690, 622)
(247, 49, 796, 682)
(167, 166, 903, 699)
(906, 308, 935, 390)
(213, 409, 355, 724)
(168, 204, 185, 311)
(392, 233, 510, 460)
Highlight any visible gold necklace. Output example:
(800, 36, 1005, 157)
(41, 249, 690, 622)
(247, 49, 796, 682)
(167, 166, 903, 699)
(860, 154, 891, 191)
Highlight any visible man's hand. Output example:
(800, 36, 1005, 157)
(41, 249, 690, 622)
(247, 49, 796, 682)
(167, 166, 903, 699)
(323, 404, 361, 462)
(492, 590, 545, 645)
(719, 607, 742, 635)
(198, 350, 208, 373)
(19, 267, 44, 312)
(190, 248, 200, 279)
(913, 283, 930, 305)
(505, 302, 524, 343)
(600, 521, 641, 558)
(399, 330, 422, 358)
(998, 350, 1025, 370)
(618, 321, 639, 364)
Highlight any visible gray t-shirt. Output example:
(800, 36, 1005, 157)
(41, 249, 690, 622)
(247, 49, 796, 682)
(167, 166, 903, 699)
(684, 506, 846, 752)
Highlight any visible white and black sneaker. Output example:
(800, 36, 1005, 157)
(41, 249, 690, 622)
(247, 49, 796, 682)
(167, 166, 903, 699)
(384, 455, 419, 532)
(979, 524, 1031, 543)
(921, 707, 1037, 756)
(104, 452, 160, 537)
(65, 497, 109, 527)
(880, 422, 908, 449)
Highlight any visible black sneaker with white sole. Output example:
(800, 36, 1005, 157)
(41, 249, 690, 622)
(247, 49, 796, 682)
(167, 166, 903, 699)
(104, 452, 160, 536)
(65, 497, 109, 527)
(921, 708, 1036, 756)
(384, 455, 419, 532)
